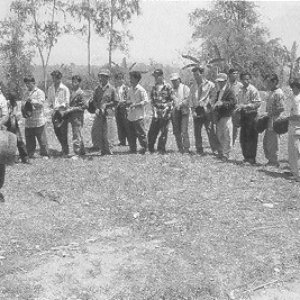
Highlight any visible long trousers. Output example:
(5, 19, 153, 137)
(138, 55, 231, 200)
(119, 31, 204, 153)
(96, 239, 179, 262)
(216, 117, 233, 158)
(127, 119, 147, 152)
(116, 105, 130, 145)
(263, 119, 279, 164)
(25, 125, 49, 157)
(193, 114, 219, 153)
(240, 112, 258, 161)
(288, 123, 300, 178)
(69, 113, 85, 155)
(91, 114, 112, 154)
(171, 109, 190, 153)
(0, 164, 5, 189)
(53, 119, 69, 155)
(7, 119, 29, 161)
(148, 117, 170, 153)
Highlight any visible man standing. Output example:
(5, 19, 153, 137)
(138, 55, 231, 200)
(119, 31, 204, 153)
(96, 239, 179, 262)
(213, 73, 237, 161)
(263, 73, 285, 166)
(238, 72, 261, 165)
(228, 68, 243, 145)
(67, 75, 86, 158)
(115, 72, 130, 146)
(170, 73, 190, 154)
(148, 69, 174, 154)
(189, 66, 219, 155)
(90, 69, 118, 155)
(23, 76, 49, 159)
(47, 70, 70, 156)
(126, 71, 148, 154)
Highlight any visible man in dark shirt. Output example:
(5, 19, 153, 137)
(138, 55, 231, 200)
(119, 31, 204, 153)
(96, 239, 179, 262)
(89, 69, 118, 155)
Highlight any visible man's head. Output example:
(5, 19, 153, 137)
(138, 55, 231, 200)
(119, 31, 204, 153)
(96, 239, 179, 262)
(50, 70, 62, 85)
(228, 68, 239, 83)
(191, 65, 205, 84)
(152, 69, 164, 84)
(114, 72, 125, 87)
(215, 73, 228, 89)
(129, 71, 142, 87)
(240, 72, 251, 88)
(264, 73, 279, 91)
(98, 69, 110, 86)
(24, 76, 36, 91)
(289, 78, 300, 95)
(72, 75, 82, 90)
(170, 73, 181, 89)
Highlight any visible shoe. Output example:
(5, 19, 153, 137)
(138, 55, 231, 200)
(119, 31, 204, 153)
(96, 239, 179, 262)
(220, 156, 229, 162)
(118, 142, 126, 146)
(71, 155, 79, 160)
(264, 161, 279, 167)
(138, 148, 146, 155)
(129, 149, 137, 154)
(0, 192, 5, 203)
(43, 156, 50, 160)
(21, 157, 31, 164)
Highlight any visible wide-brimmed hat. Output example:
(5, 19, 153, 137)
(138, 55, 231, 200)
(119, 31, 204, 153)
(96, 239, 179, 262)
(21, 101, 33, 118)
(255, 115, 269, 133)
(273, 116, 289, 135)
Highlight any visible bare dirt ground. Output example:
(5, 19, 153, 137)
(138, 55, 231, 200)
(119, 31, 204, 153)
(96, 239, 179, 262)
(1, 108, 300, 300)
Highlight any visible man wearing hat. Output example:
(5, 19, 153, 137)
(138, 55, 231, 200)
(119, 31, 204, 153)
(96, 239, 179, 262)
(170, 72, 190, 153)
(148, 69, 175, 154)
(48, 70, 70, 156)
(89, 68, 118, 155)
(23, 76, 49, 159)
(189, 66, 219, 155)
(213, 73, 237, 161)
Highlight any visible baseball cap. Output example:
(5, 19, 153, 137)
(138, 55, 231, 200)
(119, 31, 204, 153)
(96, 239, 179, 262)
(170, 73, 180, 81)
(215, 73, 228, 82)
(98, 69, 111, 77)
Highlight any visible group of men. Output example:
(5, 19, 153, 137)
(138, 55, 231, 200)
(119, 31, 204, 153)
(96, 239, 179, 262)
(0, 65, 286, 169)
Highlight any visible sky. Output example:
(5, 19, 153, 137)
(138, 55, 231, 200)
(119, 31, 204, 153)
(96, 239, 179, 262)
(1, 0, 300, 67)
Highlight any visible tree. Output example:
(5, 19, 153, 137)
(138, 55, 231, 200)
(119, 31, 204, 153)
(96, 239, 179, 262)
(10, 0, 68, 91)
(188, 0, 291, 87)
(0, 2, 33, 100)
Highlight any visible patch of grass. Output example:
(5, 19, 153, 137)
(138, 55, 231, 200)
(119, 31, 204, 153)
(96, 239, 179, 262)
(0, 105, 300, 300)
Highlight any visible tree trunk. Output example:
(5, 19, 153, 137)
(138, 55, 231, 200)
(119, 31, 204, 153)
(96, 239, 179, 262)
(87, 0, 91, 75)
(108, 0, 114, 69)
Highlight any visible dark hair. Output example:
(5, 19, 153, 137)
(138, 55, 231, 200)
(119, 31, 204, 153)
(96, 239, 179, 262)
(50, 70, 63, 79)
(114, 72, 124, 80)
(265, 73, 279, 84)
(72, 75, 82, 83)
(228, 68, 238, 74)
(240, 72, 252, 80)
(129, 71, 142, 82)
(289, 78, 300, 89)
(191, 65, 204, 73)
(24, 76, 35, 83)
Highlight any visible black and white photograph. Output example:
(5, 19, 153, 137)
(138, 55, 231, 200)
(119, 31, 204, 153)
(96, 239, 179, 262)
(0, 0, 300, 299)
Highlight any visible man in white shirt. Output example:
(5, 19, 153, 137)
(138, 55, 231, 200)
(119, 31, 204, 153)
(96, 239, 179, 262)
(47, 70, 70, 156)
(170, 73, 190, 153)
(126, 71, 148, 154)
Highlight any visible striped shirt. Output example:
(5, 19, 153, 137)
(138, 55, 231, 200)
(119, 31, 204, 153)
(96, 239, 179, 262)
(24, 87, 46, 128)
(48, 82, 70, 110)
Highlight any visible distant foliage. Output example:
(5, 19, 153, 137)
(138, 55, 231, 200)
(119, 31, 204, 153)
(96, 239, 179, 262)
(188, 0, 293, 88)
